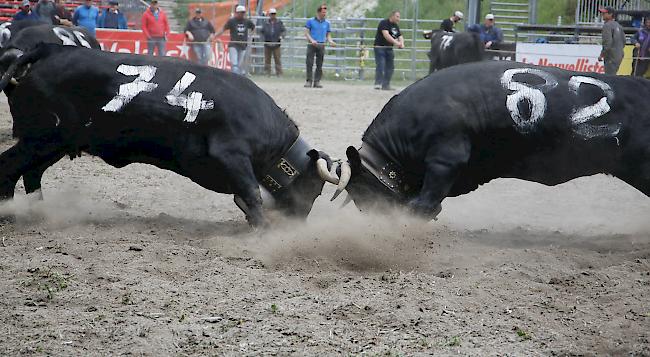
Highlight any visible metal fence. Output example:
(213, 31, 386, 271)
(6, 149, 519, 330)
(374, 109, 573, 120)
(576, 0, 650, 25)
(245, 16, 440, 81)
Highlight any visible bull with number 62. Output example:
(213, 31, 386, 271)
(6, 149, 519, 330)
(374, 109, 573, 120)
(331, 61, 650, 219)
(0, 43, 344, 227)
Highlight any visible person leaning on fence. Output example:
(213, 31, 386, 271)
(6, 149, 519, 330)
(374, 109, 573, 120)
(441, 10, 463, 32)
(598, 7, 625, 75)
(373, 10, 404, 91)
(304, 4, 335, 88)
(631, 17, 650, 77)
(13, 0, 40, 21)
(141, 0, 170, 56)
(185, 8, 215, 66)
(259, 7, 286, 76)
(54, 0, 72, 26)
(216, 5, 255, 75)
(34, 0, 57, 24)
(72, 0, 99, 35)
(97, 0, 127, 29)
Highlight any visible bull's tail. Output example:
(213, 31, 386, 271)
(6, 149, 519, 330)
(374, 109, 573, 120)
(0, 43, 58, 92)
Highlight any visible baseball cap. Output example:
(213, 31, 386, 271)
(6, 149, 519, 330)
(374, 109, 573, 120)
(21, 0, 29, 6)
(485, 13, 495, 20)
(194, 7, 201, 13)
(109, 0, 118, 5)
(235, 5, 245, 12)
(269, 7, 277, 14)
(454, 11, 464, 19)
(599, 6, 614, 14)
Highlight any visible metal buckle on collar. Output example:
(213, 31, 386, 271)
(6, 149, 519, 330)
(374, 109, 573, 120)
(261, 136, 313, 194)
(358, 144, 419, 197)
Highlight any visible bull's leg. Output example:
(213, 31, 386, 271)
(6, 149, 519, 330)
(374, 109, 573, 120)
(22, 154, 64, 199)
(224, 161, 266, 227)
(408, 139, 470, 219)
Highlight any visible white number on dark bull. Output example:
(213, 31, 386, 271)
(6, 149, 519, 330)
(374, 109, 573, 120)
(567, 76, 620, 139)
(102, 65, 158, 112)
(440, 35, 453, 50)
(52, 27, 92, 48)
(165, 72, 214, 123)
(500, 68, 558, 134)
(0, 22, 11, 48)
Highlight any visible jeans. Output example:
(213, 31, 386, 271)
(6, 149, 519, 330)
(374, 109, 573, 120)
(147, 37, 166, 56)
(264, 45, 282, 75)
(228, 46, 247, 75)
(192, 43, 212, 65)
(374, 47, 395, 88)
(306, 43, 325, 82)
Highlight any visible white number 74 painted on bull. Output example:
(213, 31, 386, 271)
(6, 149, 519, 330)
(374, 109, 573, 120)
(102, 65, 214, 123)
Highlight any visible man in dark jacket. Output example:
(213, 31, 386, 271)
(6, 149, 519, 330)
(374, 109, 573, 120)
(598, 6, 626, 75)
(184, 7, 215, 65)
(97, 0, 128, 29)
(13, 0, 40, 21)
(632, 17, 650, 77)
(259, 7, 286, 76)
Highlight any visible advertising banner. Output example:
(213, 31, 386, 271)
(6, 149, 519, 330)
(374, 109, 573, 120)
(516, 43, 606, 73)
(95, 29, 231, 70)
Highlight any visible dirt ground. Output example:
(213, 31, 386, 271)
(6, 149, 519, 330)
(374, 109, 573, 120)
(0, 78, 649, 356)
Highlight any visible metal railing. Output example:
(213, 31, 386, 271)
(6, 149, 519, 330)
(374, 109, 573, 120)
(244, 16, 440, 81)
(576, 0, 650, 25)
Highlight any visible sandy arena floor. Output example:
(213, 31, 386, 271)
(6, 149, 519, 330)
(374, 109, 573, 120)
(0, 78, 649, 356)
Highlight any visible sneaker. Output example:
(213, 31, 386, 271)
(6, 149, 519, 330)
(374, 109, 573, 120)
(304, 81, 312, 88)
(313, 81, 323, 88)
(374, 84, 381, 90)
(381, 86, 393, 91)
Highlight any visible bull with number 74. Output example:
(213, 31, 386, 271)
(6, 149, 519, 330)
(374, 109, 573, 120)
(0, 44, 348, 227)
(329, 61, 650, 219)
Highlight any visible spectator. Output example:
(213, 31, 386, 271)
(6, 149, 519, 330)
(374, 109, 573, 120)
(259, 7, 286, 76)
(72, 0, 99, 36)
(34, 0, 56, 24)
(13, 0, 40, 21)
(141, 0, 170, 56)
(54, 0, 72, 26)
(217, 5, 255, 75)
(97, 0, 127, 29)
(304, 4, 335, 88)
(598, 7, 626, 75)
(373, 10, 404, 91)
(632, 18, 650, 77)
(440, 10, 463, 32)
(184, 8, 215, 66)
(469, 14, 503, 49)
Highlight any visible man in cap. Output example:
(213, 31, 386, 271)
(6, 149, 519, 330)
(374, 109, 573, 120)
(469, 14, 503, 49)
(97, 0, 127, 29)
(598, 6, 626, 75)
(72, 0, 99, 35)
(184, 7, 216, 66)
(34, 0, 57, 24)
(141, 0, 170, 56)
(13, 0, 40, 21)
(216, 5, 255, 75)
(259, 7, 286, 76)
(304, 4, 335, 88)
(440, 10, 463, 32)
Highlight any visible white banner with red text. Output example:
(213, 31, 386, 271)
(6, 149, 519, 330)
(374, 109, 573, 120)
(95, 29, 231, 70)
(516, 43, 606, 73)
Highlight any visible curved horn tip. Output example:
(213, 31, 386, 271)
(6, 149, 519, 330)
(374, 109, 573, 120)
(330, 188, 344, 202)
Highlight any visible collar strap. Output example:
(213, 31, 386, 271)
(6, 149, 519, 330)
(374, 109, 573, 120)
(261, 136, 313, 194)
(358, 144, 420, 197)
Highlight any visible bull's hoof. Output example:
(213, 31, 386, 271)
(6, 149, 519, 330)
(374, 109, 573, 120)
(407, 199, 442, 221)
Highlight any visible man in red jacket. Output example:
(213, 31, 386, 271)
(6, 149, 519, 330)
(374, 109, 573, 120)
(141, 0, 169, 56)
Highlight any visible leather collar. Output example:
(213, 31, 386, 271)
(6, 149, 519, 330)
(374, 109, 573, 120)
(358, 144, 420, 198)
(260, 136, 313, 195)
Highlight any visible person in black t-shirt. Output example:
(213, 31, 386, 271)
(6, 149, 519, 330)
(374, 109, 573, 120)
(425, 10, 463, 39)
(373, 10, 404, 90)
(216, 5, 255, 75)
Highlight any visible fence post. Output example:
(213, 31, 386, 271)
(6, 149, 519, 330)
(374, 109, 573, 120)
(410, 0, 419, 81)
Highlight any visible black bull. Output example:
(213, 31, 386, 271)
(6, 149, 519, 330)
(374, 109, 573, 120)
(336, 61, 650, 218)
(0, 44, 345, 226)
(0, 21, 99, 51)
(427, 31, 484, 73)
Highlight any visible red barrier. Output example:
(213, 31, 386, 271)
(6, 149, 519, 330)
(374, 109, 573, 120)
(95, 29, 231, 70)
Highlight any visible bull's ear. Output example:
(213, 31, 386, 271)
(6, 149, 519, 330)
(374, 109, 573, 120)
(346, 146, 361, 169)
(306, 149, 320, 161)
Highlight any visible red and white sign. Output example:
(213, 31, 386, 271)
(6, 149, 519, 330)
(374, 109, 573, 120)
(516, 43, 606, 73)
(95, 29, 231, 70)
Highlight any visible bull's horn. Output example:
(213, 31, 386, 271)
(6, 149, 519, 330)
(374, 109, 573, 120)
(0, 48, 24, 92)
(330, 161, 351, 201)
(9, 77, 17, 85)
(316, 158, 339, 185)
(340, 194, 353, 208)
